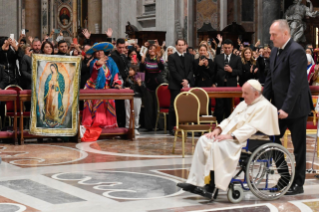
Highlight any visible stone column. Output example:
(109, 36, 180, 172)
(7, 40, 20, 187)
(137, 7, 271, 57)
(88, 0, 101, 34)
(25, 0, 41, 39)
(262, 0, 281, 46)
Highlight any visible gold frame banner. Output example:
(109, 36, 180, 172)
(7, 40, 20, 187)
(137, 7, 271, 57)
(30, 54, 81, 136)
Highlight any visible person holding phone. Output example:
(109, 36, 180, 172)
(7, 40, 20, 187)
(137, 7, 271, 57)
(140, 45, 164, 131)
(239, 47, 259, 86)
(193, 44, 215, 87)
(213, 39, 242, 124)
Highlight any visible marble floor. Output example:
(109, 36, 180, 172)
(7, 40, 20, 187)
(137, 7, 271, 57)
(0, 131, 318, 212)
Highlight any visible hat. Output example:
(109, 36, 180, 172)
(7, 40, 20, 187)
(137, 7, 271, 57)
(86, 42, 114, 55)
(247, 79, 262, 92)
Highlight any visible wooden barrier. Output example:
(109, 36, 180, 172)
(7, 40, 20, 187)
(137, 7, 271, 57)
(19, 89, 135, 145)
(0, 90, 18, 145)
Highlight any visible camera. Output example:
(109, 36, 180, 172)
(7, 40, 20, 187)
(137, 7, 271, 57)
(200, 55, 207, 60)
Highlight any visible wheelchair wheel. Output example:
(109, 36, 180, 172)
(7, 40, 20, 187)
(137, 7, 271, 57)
(227, 185, 244, 203)
(245, 143, 295, 201)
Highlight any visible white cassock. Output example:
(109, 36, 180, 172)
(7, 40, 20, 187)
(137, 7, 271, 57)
(186, 95, 280, 191)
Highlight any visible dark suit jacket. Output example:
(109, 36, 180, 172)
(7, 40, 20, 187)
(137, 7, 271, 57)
(263, 39, 313, 119)
(213, 54, 242, 87)
(168, 52, 193, 90)
(111, 50, 128, 80)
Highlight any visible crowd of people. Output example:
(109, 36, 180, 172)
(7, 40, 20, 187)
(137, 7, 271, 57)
(0, 27, 317, 136)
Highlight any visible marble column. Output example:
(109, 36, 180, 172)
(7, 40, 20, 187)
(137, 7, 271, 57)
(88, 0, 101, 34)
(25, 0, 41, 39)
(262, 0, 281, 46)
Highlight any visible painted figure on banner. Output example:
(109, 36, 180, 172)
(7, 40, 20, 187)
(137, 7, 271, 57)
(43, 63, 65, 127)
(60, 7, 70, 26)
(36, 62, 73, 129)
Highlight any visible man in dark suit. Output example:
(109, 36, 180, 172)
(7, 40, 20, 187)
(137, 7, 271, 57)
(167, 39, 194, 135)
(213, 39, 242, 123)
(263, 20, 313, 195)
(111, 38, 129, 128)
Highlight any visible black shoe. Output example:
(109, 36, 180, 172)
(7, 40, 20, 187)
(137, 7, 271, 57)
(193, 186, 213, 199)
(177, 183, 196, 192)
(315, 175, 319, 179)
(269, 176, 290, 193)
(284, 184, 304, 195)
(169, 130, 175, 136)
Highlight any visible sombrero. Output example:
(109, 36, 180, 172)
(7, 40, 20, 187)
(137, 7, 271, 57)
(86, 42, 114, 55)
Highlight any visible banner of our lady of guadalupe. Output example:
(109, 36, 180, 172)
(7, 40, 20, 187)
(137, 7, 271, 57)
(30, 54, 81, 136)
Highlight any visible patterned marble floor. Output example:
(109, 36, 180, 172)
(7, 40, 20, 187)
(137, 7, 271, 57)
(0, 131, 318, 212)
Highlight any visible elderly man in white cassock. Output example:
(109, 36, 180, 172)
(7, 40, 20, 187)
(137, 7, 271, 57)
(177, 79, 280, 199)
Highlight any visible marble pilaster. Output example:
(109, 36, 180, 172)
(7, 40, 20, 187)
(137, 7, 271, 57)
(88, 0, 101, 34)
(262, 0, 281, 46)
(0, 0, 19, 37)
(25, 0, 41, 39)
(102, 0, 119, 38)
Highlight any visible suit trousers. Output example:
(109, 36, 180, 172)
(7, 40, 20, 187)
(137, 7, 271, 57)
(143, 90, 157, 130)
(168, 89, 180, 131)
(116, 100, 126, 128)
(274, 115, 307, 186)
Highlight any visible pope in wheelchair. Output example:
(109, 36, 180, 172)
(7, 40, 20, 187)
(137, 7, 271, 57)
(177, 80, 295, 202)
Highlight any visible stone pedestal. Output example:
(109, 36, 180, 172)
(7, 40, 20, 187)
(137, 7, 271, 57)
(262, 0, 281, 47)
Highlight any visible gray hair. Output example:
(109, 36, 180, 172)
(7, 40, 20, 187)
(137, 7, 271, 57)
(272, 19, 291, 35)
(32, 38, 41, 45)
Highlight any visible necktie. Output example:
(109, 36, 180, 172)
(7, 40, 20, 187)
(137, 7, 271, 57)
(275, 49, 283, 66)
(225, 55, 229, 65)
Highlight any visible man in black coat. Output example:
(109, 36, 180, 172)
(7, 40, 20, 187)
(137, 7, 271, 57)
(213, 39, 242, 123)
(111, 38, 129, 128)
(263, 20, 313, 195)
(167, 39, 194, 135)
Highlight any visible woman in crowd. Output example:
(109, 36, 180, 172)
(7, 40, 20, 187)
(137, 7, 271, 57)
(193, 44, 215, 87)
(239, 47, 259, 86)
(140, 45, 164, 131)
(195, 41, 215, 60)
(81, 43, 122, 141)
(124, 65, 145, 135)
(307, 54, 318, 85)
(162, 46, 176, 83)
(41, 41, 54, 55)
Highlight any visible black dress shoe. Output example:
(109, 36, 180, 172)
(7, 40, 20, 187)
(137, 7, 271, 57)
(285, 184, 303, 195)
(177, 183, 196, 192)
(193, 186, 213, 199)
(269, 176, 290, 192)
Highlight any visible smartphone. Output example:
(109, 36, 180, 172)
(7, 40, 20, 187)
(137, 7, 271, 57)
(132, 55, 138, 64)
(148, 40, 155, 45)
(73, 38, 78, 45)
(243, 42, 249, 46)
(54, 29, 60, 34)
(22, 29, 25, 35)
(9, 34, 14, 40)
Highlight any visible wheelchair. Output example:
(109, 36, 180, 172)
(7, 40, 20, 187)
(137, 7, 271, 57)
(224, 135, 295, 203)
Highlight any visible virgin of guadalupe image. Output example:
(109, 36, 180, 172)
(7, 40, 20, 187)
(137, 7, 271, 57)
(43, 63, 65, 127)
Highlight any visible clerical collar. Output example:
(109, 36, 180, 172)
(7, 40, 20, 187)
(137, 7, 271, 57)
(280, 38, 291, 50)
(177, 51, 184, 57)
